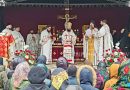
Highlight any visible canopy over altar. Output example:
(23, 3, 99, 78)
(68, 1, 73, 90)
(0, 0, 130, 61)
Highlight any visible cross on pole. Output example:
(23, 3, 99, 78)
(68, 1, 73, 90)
(58, 0, 77, 29)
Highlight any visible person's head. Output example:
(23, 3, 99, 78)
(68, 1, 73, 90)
(15, 27, 20, 32)
(109, 63, 120, 78)
(77, 65, 97, 87)
(97, 61, 109, 82)
(36, 64, 50, 79)
(6, 24, 12, 29)
(66, 22, 72, 31)
(9, 56, 25, 70)
(36, 64, 48, 73)
(30, 30, 34, 34)
(46, 25, 51, 32)
(51, 68, 68, 90)
(28, 66, 46, 84)
(90, 20, 95, 29)
(12, 62, 30, 88)
(67, 65, 77, 77)
(36, 55, 47, 65)
(56, 57, 68, 70)
(13, 28, 16, 31)
(113, 30, 116, 33)
(100, 19, 107, 26)
(97, 61, 107, 70)
(121, 28, 125, 33)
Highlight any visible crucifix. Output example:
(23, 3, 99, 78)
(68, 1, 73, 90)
(58, 0, 77, 29)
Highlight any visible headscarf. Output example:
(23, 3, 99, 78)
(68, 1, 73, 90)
(103, 63, 120, 90)
(97, 61, 109, 82)
(109, 63, 120, 78)
(110, 59, 130, 89)
(77, 65, 97, 87)
(12, 61, 30, 88)
(51, 68, 68, 90)
(95, 69, 104, 90)
(7, 56, 25, 79)
(10, 56, 25, 70)
(36, 64, 51, 79)
(56, 57, 68, 70)
(28, 66, 46, 84)
(36, 55, 47, 64)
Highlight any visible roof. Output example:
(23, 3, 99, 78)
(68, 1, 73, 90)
(13, 0, 114, 4)
(4, 0, 130, 7)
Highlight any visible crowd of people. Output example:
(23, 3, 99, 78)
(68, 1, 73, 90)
(0, 54, 129, 90)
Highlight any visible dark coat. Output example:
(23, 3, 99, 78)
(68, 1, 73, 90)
(22, 84, 49, 90)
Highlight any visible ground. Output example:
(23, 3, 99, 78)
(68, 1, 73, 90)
(46, 62, 95, 70)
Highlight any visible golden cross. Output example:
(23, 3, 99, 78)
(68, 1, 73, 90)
(58, 14, 77, 23)
(58, 13, 77, 29)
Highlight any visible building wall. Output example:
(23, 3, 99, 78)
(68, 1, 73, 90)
(3, 6, 130, 39)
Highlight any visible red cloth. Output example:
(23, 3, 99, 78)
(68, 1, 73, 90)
(0, 35, 14, 59)
(64, 45, 72, 47)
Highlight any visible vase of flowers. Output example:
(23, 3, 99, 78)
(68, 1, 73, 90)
(14, 49, 36, 65)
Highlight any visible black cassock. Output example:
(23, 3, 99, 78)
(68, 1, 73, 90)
(119, 15, 130, 58)
(119, 29, 130, 58)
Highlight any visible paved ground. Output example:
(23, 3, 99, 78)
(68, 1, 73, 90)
(46, 61, 96, 70)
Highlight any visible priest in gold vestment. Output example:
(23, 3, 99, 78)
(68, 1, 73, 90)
(85, 21, 99, 65)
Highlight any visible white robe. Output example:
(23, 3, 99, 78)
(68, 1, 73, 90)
(85, 28, 99, 65)
(39, 29, 53, 63)
(2, 28, 12, 35)
(12, 31, 25, 51)
(98, 24, 113, 61)
(62, 30, 77, 64)
(26, 34, 38, 54)
(83, 34, 87, 59)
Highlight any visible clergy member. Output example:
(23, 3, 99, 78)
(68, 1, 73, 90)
(26, 30, 38, 54)
(83, 25, 89, 59)
(2, 24, 12, 35)
(39, 26, 55, 64)
(35, 31, 41, 56)
(62, 22, 77, 64)
(85, 21, 99, 65)
(1, 24, 15, 67)
(12, 27, 25, 51)
(98, 20, 113, 61)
